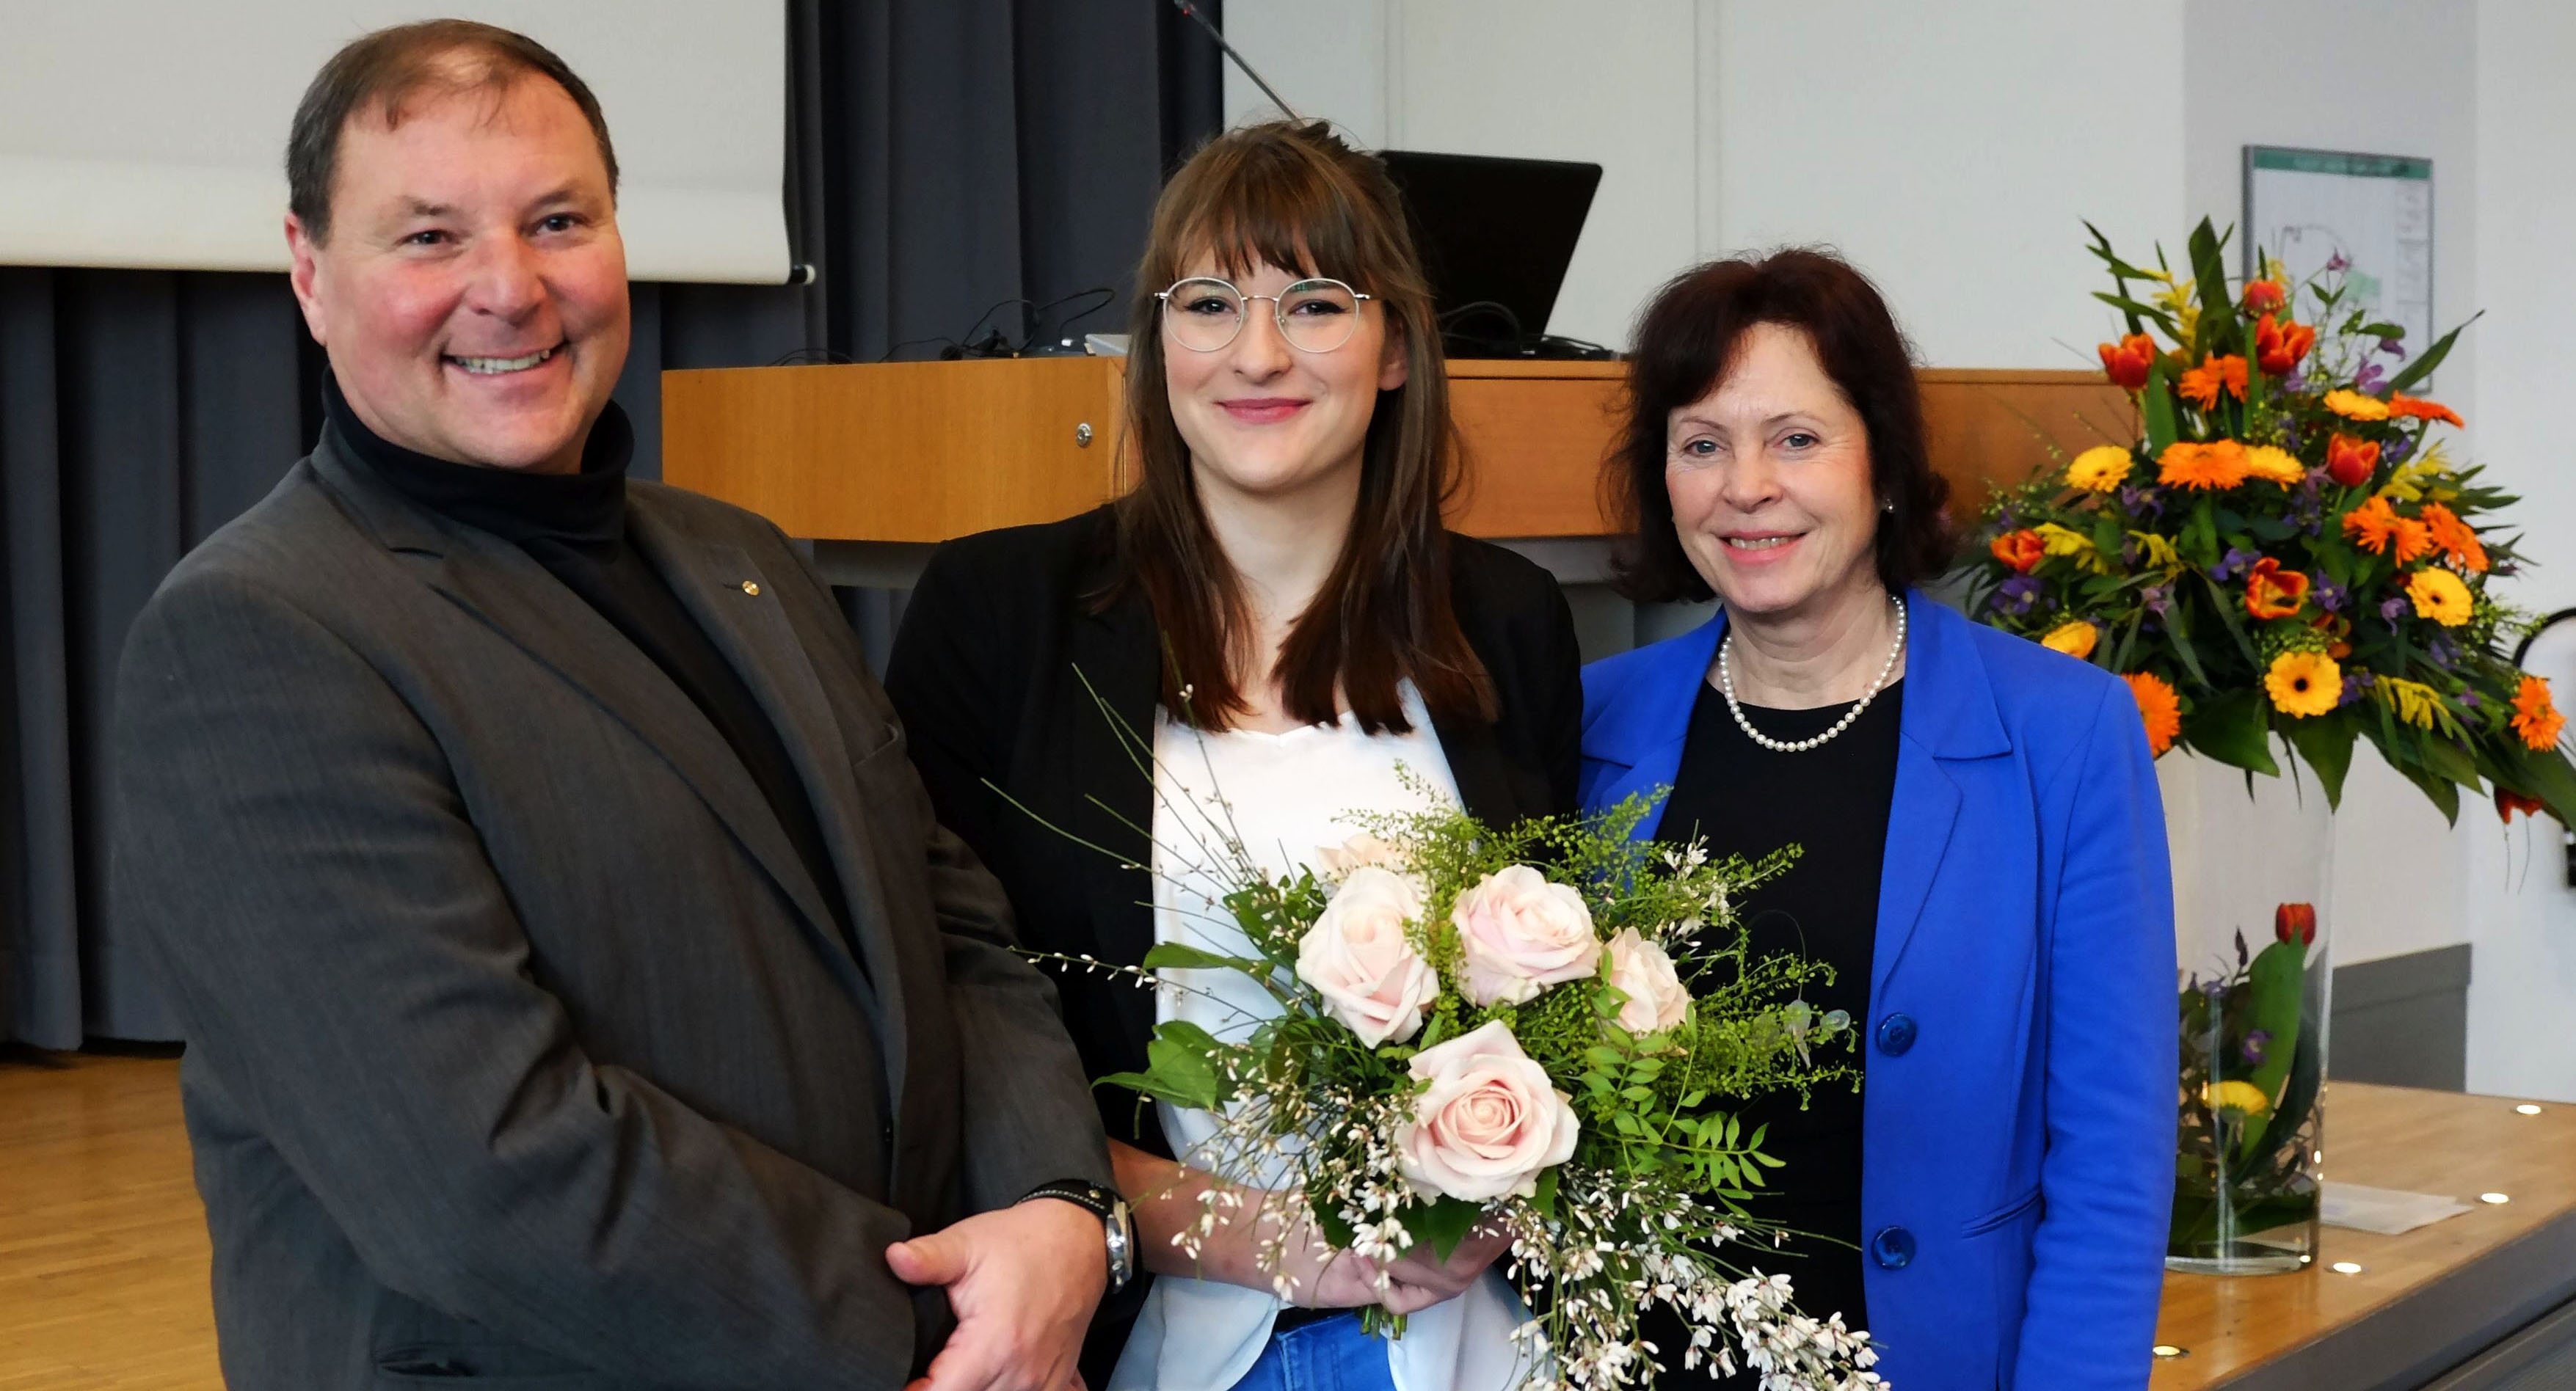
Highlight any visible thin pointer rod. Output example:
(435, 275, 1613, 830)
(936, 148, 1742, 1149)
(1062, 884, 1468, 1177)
(1169, 0, 1301, 121)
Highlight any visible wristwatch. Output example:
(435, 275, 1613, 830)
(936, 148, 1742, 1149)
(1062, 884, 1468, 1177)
(1021, 1179, 1136, 1293)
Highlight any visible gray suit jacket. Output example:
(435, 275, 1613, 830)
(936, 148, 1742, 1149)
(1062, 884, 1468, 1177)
(110, 434, 1113, 1390)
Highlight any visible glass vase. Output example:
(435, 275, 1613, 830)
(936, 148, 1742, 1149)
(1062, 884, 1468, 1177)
(2156, 750, 2333, 1276)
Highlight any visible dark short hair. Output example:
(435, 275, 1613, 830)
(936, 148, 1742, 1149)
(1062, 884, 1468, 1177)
(1607, 249, 1953, 604)
(288, 19, 618, 246)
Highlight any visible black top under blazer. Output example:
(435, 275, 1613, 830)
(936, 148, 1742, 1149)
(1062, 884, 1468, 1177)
(884, 505, 1584, 1152)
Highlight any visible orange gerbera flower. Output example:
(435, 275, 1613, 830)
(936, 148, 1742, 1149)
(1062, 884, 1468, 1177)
(2513, 675, 2566, 751)
(2342, 495, 2434, 562)
(2243, 557, 2310, 619)
(2389, 393, 2465, 428)
(2325, 433, 2380, 488)
(2419, 502, 2489, 573)
(2122, 672, 2183, 756)
(2254, 313, 2315, 376)
(1990, 528, 2045, 573)
(2177, 354, 2249, 410)
(2158, 439, 2251, 489)
(2097, 334, 2156, 391)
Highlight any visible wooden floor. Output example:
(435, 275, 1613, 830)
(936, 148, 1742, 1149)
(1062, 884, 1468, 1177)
(0, 1050, 218, 1390)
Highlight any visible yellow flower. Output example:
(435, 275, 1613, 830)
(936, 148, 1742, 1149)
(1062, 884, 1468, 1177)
(2241, 445, 2305, 486)
(2324, 389, 2391, 421)
(2041, 621, 2099, 660)
(2032, 522, 2110, 574)
(2066, 445, 2134, 493)
(2406, 566, 2473, 627)
(2265, 649, 2342, 718)
(2202, 1080, 2273, 1116)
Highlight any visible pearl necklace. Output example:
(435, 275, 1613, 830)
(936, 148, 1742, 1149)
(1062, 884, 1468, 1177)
(1716, 596, 1909, 754)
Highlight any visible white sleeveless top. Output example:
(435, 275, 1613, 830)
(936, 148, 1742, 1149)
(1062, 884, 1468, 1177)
(1108, 682, 1536, 1391)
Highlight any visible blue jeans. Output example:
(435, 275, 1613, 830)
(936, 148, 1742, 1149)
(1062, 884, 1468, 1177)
(1228, 1312, 1397, 1391)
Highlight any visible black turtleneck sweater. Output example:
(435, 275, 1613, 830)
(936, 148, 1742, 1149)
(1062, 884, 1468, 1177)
(325, 378, 858, 954)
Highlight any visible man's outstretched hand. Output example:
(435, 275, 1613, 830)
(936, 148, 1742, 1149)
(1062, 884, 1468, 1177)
(887, 1197, 1106, 1391)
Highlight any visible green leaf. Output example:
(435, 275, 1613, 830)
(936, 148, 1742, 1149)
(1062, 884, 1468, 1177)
(2187, 218, 2240, 354)
(2183, 688, 2281, 775)
(1530, 1166, 1561, 1220)
(2385, 314, 2479, 397)
(2419, 733, 2484, 791)
(2195, 574, 2262, 666)
(2357, 321, 2405, 340)
(1142, 1037, 1224, 1111)
(2280, 714, 2356, 809)
(1140, 942, 1272, 977)
(1411, 1195, 1493, 1272)
(2143, 358, 2179, 457)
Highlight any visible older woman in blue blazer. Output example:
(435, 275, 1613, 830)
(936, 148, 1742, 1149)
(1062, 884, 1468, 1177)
(1581, 251, 2175, 1391)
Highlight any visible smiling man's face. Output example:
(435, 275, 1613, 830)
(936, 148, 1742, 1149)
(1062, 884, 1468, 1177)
(288, 66, 628, 473)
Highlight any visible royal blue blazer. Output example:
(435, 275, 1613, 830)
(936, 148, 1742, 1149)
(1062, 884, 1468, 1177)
(1582, 591, 2175, 1391)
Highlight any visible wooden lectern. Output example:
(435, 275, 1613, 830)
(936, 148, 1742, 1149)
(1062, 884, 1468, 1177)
(661, 357, 2130, 547)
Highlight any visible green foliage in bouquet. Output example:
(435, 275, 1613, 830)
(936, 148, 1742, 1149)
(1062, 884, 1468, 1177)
(2172, 905, 2324, 1254)
(1955, 217, 2576, 828)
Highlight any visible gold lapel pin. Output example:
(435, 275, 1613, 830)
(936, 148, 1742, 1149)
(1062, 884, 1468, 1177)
(740, 580, 763, 596)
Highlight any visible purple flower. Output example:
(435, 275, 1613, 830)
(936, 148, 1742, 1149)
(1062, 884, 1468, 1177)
(2379, 337, 2408, 359)
(2327, 250, 2351, 272)
(1994, 575, 2042, 616)
(2340, 671, 2373, 707)
(2241, 1029, 2273, 1066)
(2381, 595, 2412, 624)
(2461, 689, 2484, 712)
(2141, 584, 2173, 618)
(2120, 484, 2164, 521)
(2357, 361, 2388, 393)
(2384, 433, 2416, 465)
(2428, 635, 2459, 668)
(2210, 547, 2260, 582)
(2315, 577, 2349, 613)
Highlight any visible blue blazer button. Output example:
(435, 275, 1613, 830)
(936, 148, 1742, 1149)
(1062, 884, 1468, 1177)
(1875, 1012, 1918, 1056)
(1871, 1225, 1917, 1269)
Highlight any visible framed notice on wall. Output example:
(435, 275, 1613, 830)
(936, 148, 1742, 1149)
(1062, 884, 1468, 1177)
(2242, 147, 2434, 377)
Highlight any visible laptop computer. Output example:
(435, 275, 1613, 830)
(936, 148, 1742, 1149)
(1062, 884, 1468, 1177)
(1376, 150, 1607, 359)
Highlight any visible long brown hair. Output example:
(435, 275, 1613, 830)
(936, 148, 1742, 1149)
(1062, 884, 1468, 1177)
(1106, 120, 1493, 733)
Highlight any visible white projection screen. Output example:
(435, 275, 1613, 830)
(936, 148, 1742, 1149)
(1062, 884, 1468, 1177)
(0, 1, 789, 282)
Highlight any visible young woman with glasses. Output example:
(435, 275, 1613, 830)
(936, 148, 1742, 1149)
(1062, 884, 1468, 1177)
(885, 120, 1581, 1391)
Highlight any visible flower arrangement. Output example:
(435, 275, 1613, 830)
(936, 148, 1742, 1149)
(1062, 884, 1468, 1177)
(1960, 218, 2576, 825)
(2171, 903, 2322, 1260)
(1057, 781, 1880, 1390)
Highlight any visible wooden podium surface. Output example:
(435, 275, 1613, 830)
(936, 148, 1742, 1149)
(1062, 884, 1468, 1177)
(661, 357, 2131, 545)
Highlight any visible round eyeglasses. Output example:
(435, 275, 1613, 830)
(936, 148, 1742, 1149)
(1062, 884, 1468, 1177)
(1156, 276, 1372, 354)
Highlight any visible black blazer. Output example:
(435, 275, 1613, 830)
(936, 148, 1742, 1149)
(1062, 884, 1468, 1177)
(884, 503, 1581, 1142)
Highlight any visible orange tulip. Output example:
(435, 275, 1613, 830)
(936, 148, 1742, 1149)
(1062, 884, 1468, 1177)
(2497, 788, 2547, 823)
(2243, 558, 2310, 620)
(2254, 313, 2315, 376)
(2177, 354, 2249, 410)
(2242, 280, 2288, 315)
(2098, 334, 2156, 391)
(1990, 528, 2045, 574)
(2325, 433, 2380, 488)
(2274, 902, 2316, 946)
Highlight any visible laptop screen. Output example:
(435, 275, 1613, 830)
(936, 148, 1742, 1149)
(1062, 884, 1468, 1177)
(1376, 150, 1604, 354)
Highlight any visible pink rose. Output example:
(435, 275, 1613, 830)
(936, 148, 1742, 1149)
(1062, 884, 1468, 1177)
(1602, 928, 1690, 1035)
(1295, 866, 1441, 1047)
(1452, 865, 1601, 1007)
(1394, 1020, 1580, 1201)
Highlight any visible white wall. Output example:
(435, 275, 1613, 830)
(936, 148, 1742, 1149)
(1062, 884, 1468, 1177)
(2465, 0, 2576, 1103)
(1226, 1, 2185, 362)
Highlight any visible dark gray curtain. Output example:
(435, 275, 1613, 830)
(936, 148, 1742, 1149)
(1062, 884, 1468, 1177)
(0, 1, 1223, 1048)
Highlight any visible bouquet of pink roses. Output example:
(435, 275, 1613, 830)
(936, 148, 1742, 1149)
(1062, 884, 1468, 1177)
(1054, 784, 1882, 1390)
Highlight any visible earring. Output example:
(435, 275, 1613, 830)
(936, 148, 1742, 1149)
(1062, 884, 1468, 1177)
(1881, 500, 1895, 513)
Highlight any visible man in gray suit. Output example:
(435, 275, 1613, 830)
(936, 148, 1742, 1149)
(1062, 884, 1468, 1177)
(111, 21, 1125, 1390)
